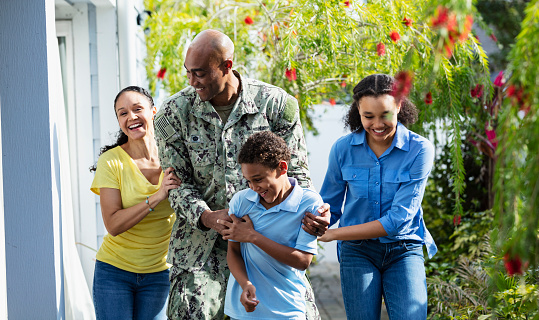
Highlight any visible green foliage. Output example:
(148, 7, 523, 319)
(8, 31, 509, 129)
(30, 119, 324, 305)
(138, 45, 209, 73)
(493, 0, 539, 270)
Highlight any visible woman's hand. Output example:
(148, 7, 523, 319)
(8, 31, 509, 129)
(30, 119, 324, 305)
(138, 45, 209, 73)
(156, 167, 181, 202)
(240, 282, 259, 312)
(218, 215, 257, 242)
(317, 229, 336, 242)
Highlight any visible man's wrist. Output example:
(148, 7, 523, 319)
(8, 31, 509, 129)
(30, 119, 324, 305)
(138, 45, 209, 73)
(197, 210, 211, 231)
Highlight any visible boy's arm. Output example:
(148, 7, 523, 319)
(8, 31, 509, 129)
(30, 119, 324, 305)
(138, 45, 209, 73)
(227, 241, 259, 312)
(220, 215, 314, 270)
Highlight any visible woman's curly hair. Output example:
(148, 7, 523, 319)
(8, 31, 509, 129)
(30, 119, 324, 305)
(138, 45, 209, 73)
(238, 131, 291, 169)
(344, 73, 418, 132)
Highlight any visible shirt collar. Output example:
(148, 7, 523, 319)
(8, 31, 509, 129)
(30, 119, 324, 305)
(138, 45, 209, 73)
(244, 177, 303, 212)
(350, 122, 410, 152)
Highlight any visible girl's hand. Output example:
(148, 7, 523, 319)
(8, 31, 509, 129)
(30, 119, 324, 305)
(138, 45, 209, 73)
(317, 229, 336, 242)
(218, 215, 257, 242)
(240, 283, 259, 312)
(156, 167, 181, 201)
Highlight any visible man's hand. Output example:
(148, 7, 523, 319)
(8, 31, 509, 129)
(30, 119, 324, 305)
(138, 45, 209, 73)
(302, 203, 331, 236)
(199, 209, 231, 235)
(218, 215, 257, 242)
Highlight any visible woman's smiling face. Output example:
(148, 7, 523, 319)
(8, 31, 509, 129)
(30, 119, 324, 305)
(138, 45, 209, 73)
(358, 94, 401, 147)
(114, 91, 156, 141)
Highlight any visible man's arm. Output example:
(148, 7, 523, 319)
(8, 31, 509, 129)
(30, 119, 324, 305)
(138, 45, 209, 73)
(155, 106, 231, 231)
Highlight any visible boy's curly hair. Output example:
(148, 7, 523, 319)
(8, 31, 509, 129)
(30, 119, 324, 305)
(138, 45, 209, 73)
(344, 73, 418, 132)
(238, 131, 291, 169)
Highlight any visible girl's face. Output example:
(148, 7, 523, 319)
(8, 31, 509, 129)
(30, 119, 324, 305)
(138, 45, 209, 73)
(241, 162, 288, 208)
(114, 91, 156, 141)
(358, 94, 401, 147)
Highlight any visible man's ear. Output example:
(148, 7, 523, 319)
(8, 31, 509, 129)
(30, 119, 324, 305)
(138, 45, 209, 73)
(278, 161, 288, 176)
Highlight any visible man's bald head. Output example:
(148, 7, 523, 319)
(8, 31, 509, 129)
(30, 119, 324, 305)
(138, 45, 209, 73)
(189, 29, 234, 65)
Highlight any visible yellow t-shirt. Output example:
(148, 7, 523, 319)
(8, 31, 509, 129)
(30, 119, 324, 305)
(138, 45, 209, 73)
(90, 146, 175, 273)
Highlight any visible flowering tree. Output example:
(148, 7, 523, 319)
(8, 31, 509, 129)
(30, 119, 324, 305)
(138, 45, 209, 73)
(144, 0, 491, 219)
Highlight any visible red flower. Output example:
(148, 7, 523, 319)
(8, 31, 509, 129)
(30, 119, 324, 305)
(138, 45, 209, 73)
(391, 70, 413, 100)
(244, 16, 254, 25)
(285, 68, 297, 81)
(424, 92, 433, 105)
(390, 31, 400, 42)
(403, 17, 412, 27)
(431, 6, 449, 28)
(470, 84, 484, 98)
(460, 15, 473, 41)
(376, 42, 386, 56)
(493, 71, 504, 87)
(329, 98, 336, 105)
(344, 1, 350, 7)
(485, 123, 498, 149)
(453, 215, 461, 226)
(507, 85, 516, 97)
(156, 67, 166, 80)
(341, 80, 347, 88)
(504, 254, 523, 276)
(490, 33, 498, 42)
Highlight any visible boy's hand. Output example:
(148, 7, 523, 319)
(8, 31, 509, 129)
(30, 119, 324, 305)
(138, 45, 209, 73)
(218, 215, 257, 242)
(240, 283, 259, 312)
(302, 203, 331, 236)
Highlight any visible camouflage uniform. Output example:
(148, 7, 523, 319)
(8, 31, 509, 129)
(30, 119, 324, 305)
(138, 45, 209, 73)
(155, 71, 320, 320)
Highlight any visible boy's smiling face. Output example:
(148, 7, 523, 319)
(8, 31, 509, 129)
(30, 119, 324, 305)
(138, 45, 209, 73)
(241, 162, 290, 208)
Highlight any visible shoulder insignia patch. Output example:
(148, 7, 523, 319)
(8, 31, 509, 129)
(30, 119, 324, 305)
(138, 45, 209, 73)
(282, 98, 297, 123)
(154, 115, 176, 141)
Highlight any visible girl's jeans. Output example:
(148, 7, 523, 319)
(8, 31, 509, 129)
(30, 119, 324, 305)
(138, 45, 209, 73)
(93, 260, 169, 320)
(339, 239, 427, 320)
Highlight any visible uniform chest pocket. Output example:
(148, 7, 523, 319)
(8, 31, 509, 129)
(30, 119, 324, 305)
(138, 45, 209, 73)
(382, 170, 411, 200)
(342, 167, 369, 199)
(185, 141, 216, 167)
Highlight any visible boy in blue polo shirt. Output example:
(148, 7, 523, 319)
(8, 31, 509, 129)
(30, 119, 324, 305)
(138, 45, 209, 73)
(217, 131, 322, 320)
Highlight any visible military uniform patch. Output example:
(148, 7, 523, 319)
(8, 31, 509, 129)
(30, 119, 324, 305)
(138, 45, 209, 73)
(154, 114, 176, 141)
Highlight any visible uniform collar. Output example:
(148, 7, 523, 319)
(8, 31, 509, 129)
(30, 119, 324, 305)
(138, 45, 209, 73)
(350, 122, 410, 152)
(245, 177, 303, 212)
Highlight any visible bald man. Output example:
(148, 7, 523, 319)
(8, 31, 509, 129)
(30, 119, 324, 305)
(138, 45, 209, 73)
(155, 29, 329, 320)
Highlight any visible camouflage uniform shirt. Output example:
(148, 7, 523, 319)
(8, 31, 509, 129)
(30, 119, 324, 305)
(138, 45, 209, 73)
(154, 71, 312, 280)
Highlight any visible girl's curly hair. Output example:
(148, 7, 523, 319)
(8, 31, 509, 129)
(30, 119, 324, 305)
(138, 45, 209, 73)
(344, 73, 418, 132)
(238, 131, 291, 169)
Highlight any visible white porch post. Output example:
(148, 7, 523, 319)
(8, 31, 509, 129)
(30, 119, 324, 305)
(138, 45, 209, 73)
(0, 0, 64, 318)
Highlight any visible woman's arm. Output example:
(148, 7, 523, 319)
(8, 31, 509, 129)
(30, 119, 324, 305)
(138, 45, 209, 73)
(219, 215, 314, 270)
(100, 167, 180, 236)
(318, 220, 388, 242)
(227, 241, 259, 312)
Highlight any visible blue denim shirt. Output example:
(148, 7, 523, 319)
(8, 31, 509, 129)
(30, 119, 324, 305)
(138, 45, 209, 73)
(320, 123, 437, 258)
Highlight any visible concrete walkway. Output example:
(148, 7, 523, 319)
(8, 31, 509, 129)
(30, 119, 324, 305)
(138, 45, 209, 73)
(309, 261, 389, 320)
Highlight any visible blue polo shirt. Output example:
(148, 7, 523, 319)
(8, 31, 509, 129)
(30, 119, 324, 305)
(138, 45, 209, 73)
(320, 123, 437, 258)
(224, 177, 322, 320)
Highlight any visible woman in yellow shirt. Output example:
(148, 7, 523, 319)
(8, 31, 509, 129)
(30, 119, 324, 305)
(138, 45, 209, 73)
(90, 86, 180, 320)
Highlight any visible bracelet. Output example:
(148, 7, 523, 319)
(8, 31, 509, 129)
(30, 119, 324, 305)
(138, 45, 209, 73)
(145, 196, 154, 212)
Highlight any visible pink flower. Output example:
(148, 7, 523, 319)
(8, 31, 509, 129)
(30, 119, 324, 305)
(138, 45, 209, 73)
(244, 16, 254, 25)
(285, 68, 297, 81)
(156, 68, 166, 80)
(391, 70, 413, 100)
(504, 254, 523, 276)
(390, 31, 400, 42)
(471, 84, 484, 98)
(485, 123, 498, 149)
(344, 1, 350, 7)
(424, 92, 433, 104)
(376, 42, 386, 56)
(453, 215, 461, 226)
(493, 71, 504, 87)
(402, 17, 412, 27)
(490, 33, 497, 42)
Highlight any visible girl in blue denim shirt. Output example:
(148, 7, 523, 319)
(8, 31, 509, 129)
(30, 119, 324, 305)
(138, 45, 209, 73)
(318, 74, 437, 320)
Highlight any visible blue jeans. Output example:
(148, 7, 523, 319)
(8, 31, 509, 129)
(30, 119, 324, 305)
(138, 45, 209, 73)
(93, 260, 170, 320)
(339, 239, 427, 320)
